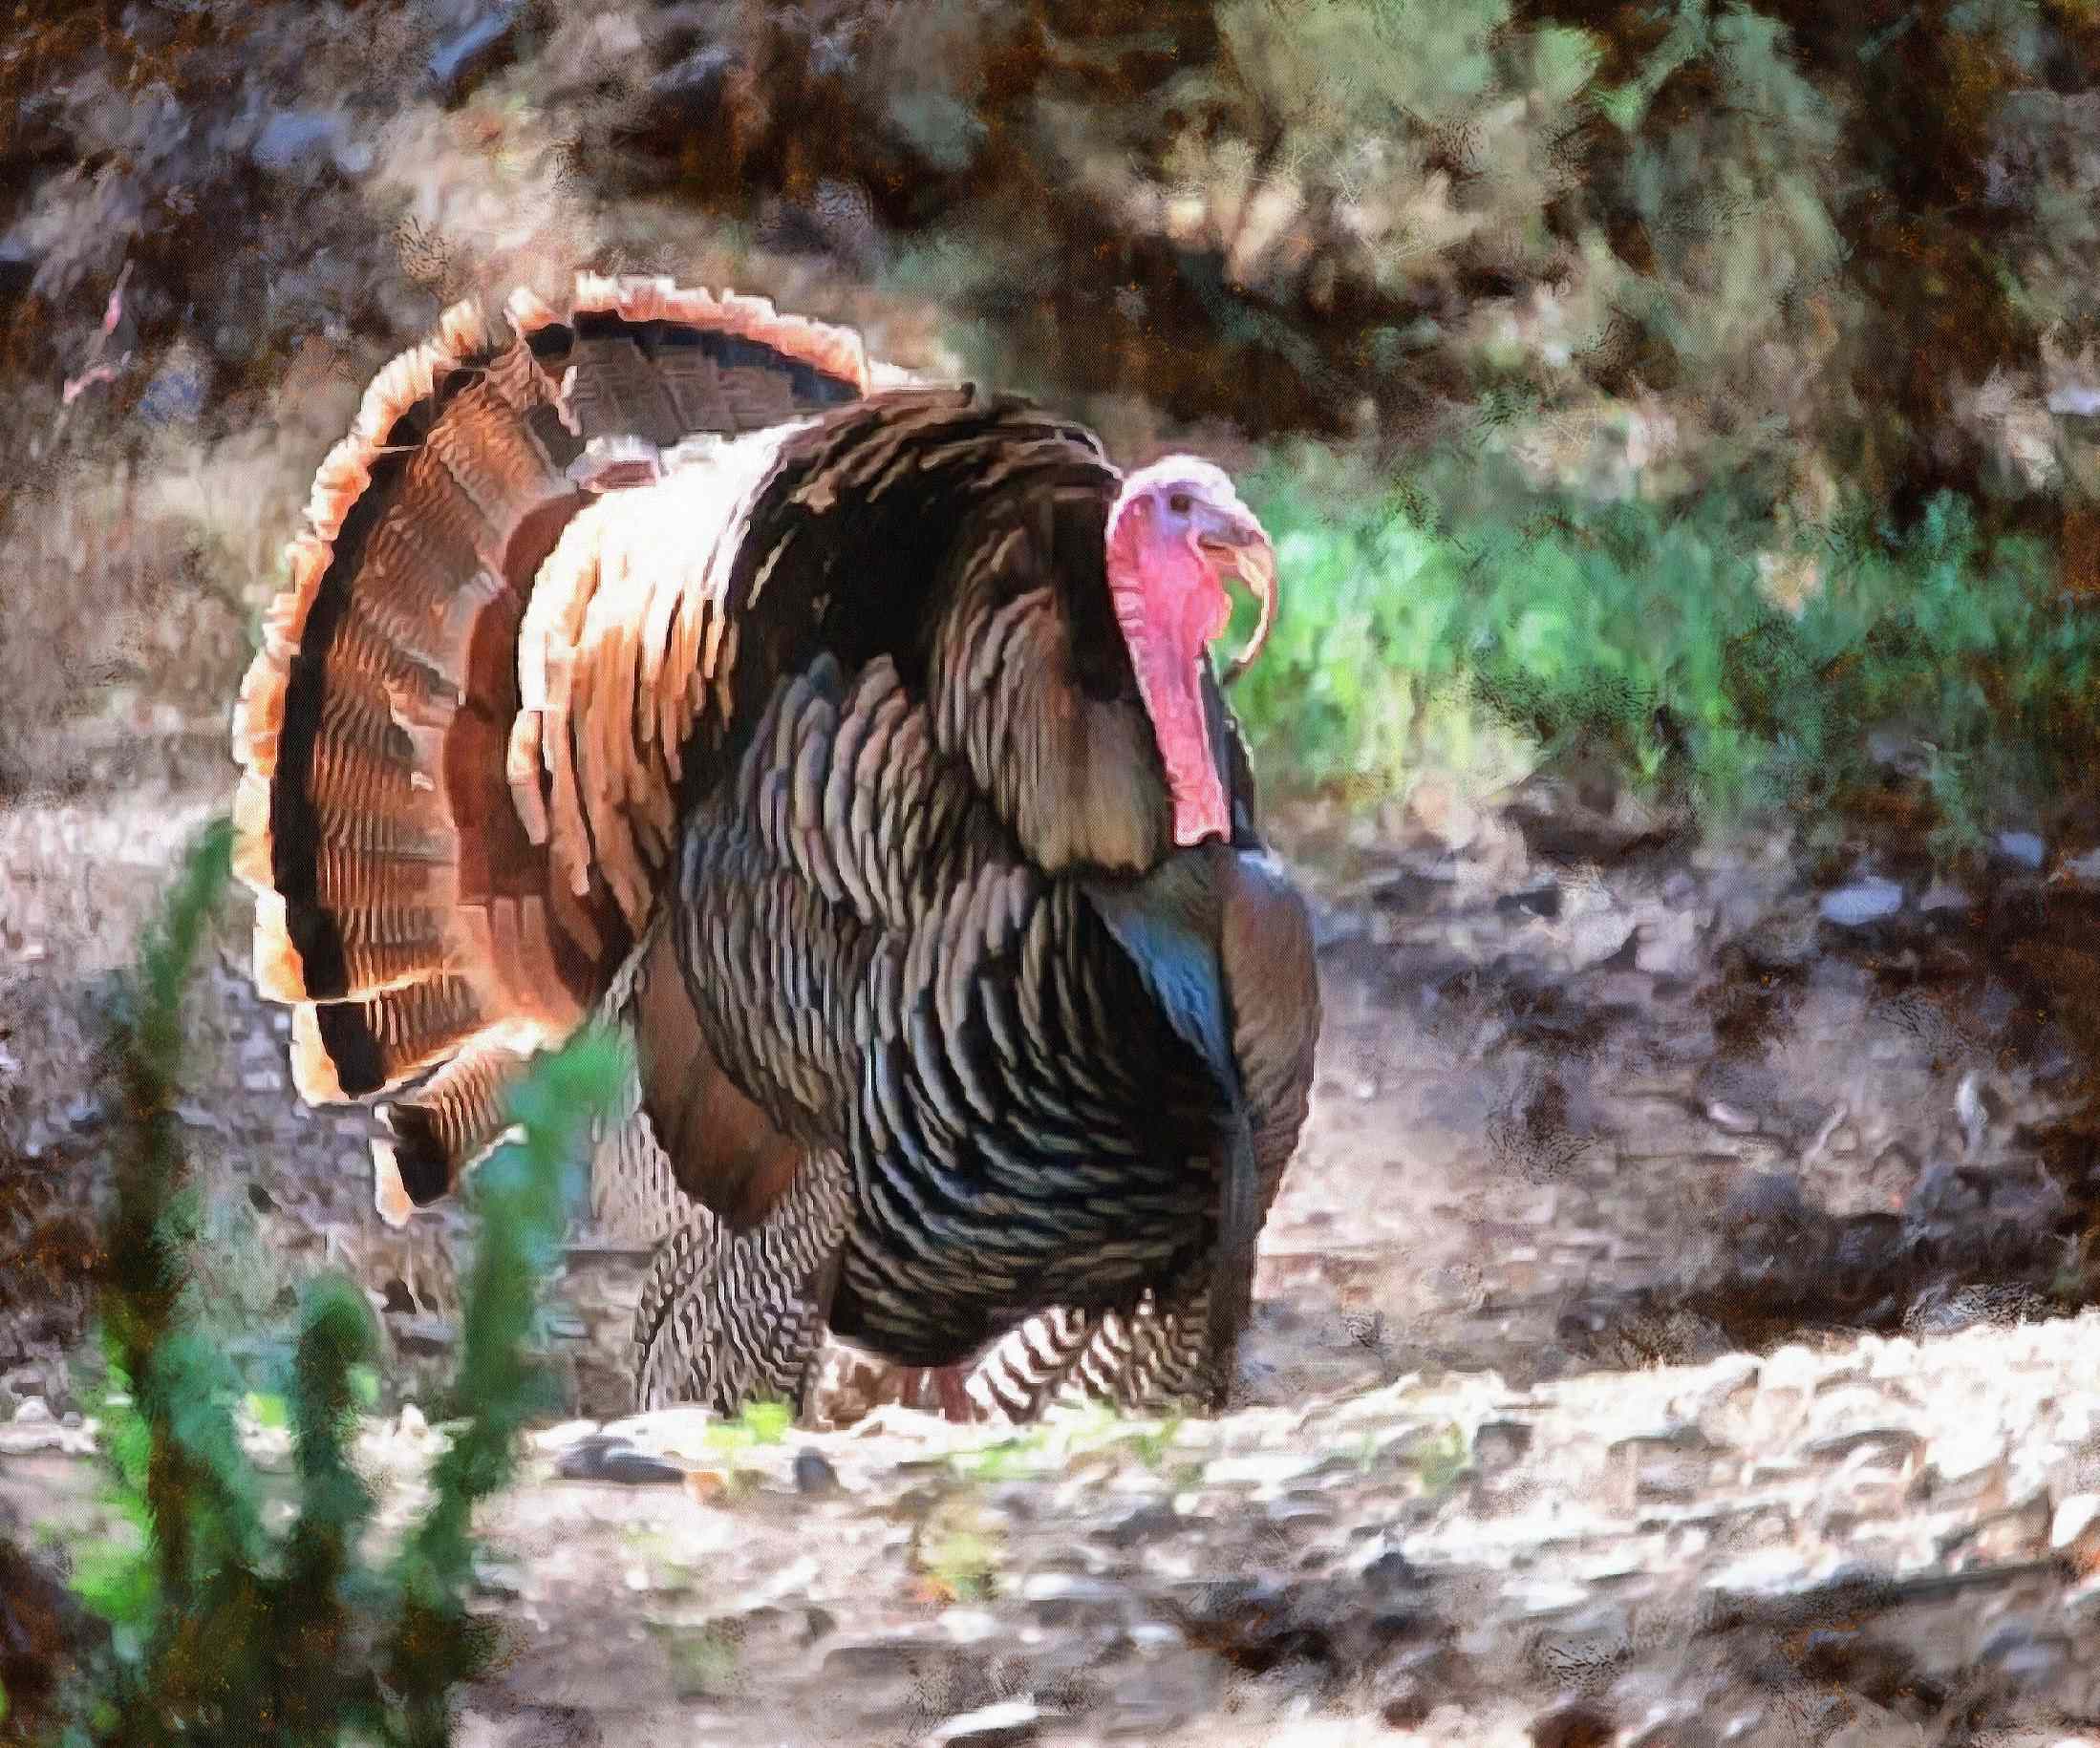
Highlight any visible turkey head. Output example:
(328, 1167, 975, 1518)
(1104, 458, 1277, 849)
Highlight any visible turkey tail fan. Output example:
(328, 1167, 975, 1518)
(231, 274, 871, 1219)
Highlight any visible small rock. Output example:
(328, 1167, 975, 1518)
(1996, 830, 2046, 871)
(14, 1396, 52, 1424)
(2051, 1493, 2100, 1567)
(139, 346, 206, 426)
(1979, 1619, 2068, 1692)
(1018, 1572, 1125, 1607)
(1918, 880, 1971, 912)
(1803, 1427, 1923, 1472)
(1342, 1309, 1386, 1349)
(1867, 729, 1935, 778)
(936, 1609, 1001, 1645)
(1101, 1644, 1222, 1736)
(1955, 1071, 2004, 1157)
(1531, 1696, 1616, 1748)
(1609, 1426, 1718, 1505)
(1378, 1673, 1432, 1729)
(1472, 1420, 1533, 1470)
(1409, 777, 1481, 849)
(684, 1467, 736, 1503)
(1866, 1141, 1917, 1192)
(1497, 885, 1562, 921)
(1104, 1501, 1181, 1547)
(1565, 912, 1637, 970)
(1202, 1450, 1320, 1488)
(1635, 909, 1703, 978)
(921, 1697, 1042, 1746)
(1358, 1546, 1417, 1598)
(0, 1421, 95, 1457)
(1819, 878, 1904, 927)
(528, 1418, 600, 1454)
(250, 109, 369, 179)
(390, 1315, 456, 1356)
(555, 1436, 686, 1485)
(1704, 1099, 1760, 1136)
(794, 1448, 842, 1496)
(1723, 1169, 1807, 1227)
(1945, 1490, 2054, 1565)
(1624, 1716, 1718, 1748)
(2054, 847, 2100, 888)
(426, 3, 521, 101)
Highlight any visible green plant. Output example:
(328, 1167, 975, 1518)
(660, 1626, 742, 1700)
(702, 1399, 794, 1452)
(1232, 443, 2100, 858)
(50, 819, 624, 1747)
(952, 1427, 1055, 1484)
(922, 1529, 998, 1604)
(1407, 1423, 1472, 1496)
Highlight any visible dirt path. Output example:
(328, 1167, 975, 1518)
(7, 750, 2100, 1741)
(11, 1304, 2100, 1745)
(2, 756, 2086, 1416)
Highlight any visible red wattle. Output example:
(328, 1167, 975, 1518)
(1119, 569, 1232, 847)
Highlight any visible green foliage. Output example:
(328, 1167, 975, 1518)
(921, 1529, 998, 1603)
(48, 821, 624, 1747)
(949, 1403, 1187, 1482)
(702, 1399, 794, 1452)
(766, 0, 2100, 539)
(1400, 1422, 1472, 1497)
(659, 1626, 742, 1701)
(1233, 446, 2100, 855)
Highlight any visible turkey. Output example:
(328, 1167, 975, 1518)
(229, 274, 1320, 1424)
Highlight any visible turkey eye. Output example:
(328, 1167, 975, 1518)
(1168, 492, 1191, 516)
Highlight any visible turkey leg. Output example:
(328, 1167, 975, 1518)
(900, 1365, 977, 1423)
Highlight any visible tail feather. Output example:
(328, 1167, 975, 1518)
(372, 1037, 537, 1221)
(234, 272, 871, 1216)
(289, 973, 493, 1102)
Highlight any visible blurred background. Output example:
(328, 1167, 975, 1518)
(15, 6, 2100, 1737)
(11, 0, 2100, 841)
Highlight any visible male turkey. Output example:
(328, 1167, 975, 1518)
(230, 275, 1319, 1424)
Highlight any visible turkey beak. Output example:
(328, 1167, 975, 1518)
(1197, 519, 1276, 689)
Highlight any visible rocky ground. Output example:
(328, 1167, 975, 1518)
(11, 736, 2100, 1740)
(11, 1304, 2100, 1744)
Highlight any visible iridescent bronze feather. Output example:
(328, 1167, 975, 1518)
(231, 274, 1318, 1424)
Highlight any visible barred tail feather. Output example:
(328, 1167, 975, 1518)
(232, 273, 872, 1216)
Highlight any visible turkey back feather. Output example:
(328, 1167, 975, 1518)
(231, 276, 871, 1212)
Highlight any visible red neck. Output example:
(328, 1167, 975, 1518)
(1105, 514, 1232, 847)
